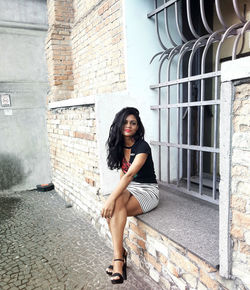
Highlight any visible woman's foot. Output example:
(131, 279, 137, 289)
(106, 248, 127, 276)
(111, 258, 127, 284)
(105, 263, 113, 275)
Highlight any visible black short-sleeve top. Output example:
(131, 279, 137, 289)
(121, 139, 157, 184)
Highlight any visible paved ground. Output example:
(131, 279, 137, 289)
(0, 190, 162, 290)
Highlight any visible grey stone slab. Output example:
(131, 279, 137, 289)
(138, 186, 219, 267)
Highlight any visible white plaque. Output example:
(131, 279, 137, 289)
(1, 94, 11, 107)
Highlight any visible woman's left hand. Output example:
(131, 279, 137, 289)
(101, 198, 115, 218)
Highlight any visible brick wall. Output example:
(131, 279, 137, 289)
(47, 106, 99, 199)
(231, 82, 250, 287)
(46, 0, 74, 102)
(71, 0, 126, 97)
(123, 217, 240, 290)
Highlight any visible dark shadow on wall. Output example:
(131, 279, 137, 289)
(0, 153, 25, 190)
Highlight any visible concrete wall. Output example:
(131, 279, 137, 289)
(0, 0, 51, 191)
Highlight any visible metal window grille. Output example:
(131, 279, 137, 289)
(148, 0, 250, 204)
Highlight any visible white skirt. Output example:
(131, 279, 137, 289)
(127, 181, 159, 213)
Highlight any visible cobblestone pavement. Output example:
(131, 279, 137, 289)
(0, 190, 162, 290)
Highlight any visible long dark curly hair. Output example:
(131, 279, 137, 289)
(106, 107, 145, 170)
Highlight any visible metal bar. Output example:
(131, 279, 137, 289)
(150, 141, 220, 153)
(215, 23, 242, 74)
(155, 0, 168, 50)
(147, 0, 178, 18)
(198, 31, 222, 196)
(150, 51, 165, 64)
(187, 0, 200, 39)
(175, 1, 188, 43)
(151, 100, 220, 109)
(232, 20, 250, 59)
(176, 43, 194, 186)
(200, 0, 213, 34)
(215, 0, 228, 29)
(166, 50, 179, 183)
(232, 0, 246, 23)
(164, 0, 177, 47)
(150, 71, 221, 89)
(186, 35, 209, 191)
(158, 181, 219, 205)
(200, 29, 224, 195)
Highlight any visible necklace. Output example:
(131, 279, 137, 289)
(123, 145, 133, 149)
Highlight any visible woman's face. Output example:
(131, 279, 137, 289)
(122, 114, 139, 137)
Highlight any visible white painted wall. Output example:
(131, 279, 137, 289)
(96, 0, 182, 194)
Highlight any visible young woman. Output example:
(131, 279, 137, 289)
(101, 107, 159, 284)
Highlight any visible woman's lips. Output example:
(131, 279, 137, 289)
(124, 129, 131, 133)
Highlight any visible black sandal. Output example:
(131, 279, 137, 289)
(111, 258, 127, 284)
(106, 264, 113, 275)
(106, 248, 127, 276)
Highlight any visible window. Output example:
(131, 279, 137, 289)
(148, 0, 250, 204)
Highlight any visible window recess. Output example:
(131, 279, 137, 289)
(148, 0, 250, 204)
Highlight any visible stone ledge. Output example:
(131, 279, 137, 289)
(137, 186, 219, 268)
(48, 96, 95, 109)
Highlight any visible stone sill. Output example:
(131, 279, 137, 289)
(137, 185, 219, 268)
(48, 96, 95, 109)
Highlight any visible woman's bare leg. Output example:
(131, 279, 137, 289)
(107, 191, 143, 280)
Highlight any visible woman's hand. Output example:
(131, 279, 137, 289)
(101, 197, 115, 218)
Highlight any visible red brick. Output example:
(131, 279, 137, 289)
(231, 195, 247, 212)
(232, 210, 250, 229)
(230, 225, 244, 241)
(200, 269, 219, 289)
(187, 252, 217, 273)
(144, 252, 162, 272)
(170, 250, 198, 277)
(125, 238, 140, 254)
(129, 223, 146, 240)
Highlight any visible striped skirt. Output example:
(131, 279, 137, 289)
(127, 181, 159, 213)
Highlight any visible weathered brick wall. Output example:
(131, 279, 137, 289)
(46, 0, 74, 102)
(47, 106, 101, 213)
(71, 0, 126, 97)
(124, 217, 239, 290)
(231, 82, 250, 287)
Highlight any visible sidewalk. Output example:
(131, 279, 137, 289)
(0, 190, 162, 290)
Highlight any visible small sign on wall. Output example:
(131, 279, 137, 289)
(0, 94, 11, 107)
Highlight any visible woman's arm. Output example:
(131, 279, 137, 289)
(101, 153, 148, 218)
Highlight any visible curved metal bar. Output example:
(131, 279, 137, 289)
(200, 0, 213, 34)
(164, 0, 177, 47)
(212, 23, 242, 198)
(232, 0, 246, 23)
(159, 47, 175, 62)
(215, 0, 227, 29)
(186, 35, 208, 191)
(150, 51, 165, 64)
(188, 35, 210, 76)
(187, 0, 200, 39)
(157, 46, 168, 181)
(232, 20, 250, 59)
(215, 23, 242, 71)
(177, 41, 196, 77)
(199, 30, 222, 195)
(201, 30, 223, 74)
(155, 0, 168, 50)
(175, 1, 188, 43)
(166, 49, 180, 183)
(176, 42, 194, 186)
